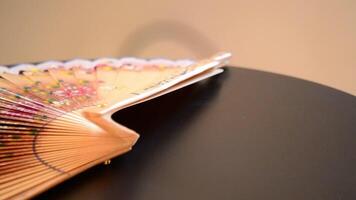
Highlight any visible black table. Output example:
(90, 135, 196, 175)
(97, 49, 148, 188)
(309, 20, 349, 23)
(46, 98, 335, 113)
(37, 67, 356, 200)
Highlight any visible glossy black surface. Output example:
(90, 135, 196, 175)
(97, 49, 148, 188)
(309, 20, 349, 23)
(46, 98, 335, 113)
(37, 67, 356, 200)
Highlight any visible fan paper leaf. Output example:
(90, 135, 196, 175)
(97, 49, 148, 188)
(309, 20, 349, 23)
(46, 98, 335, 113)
(0, 52, 231, 199)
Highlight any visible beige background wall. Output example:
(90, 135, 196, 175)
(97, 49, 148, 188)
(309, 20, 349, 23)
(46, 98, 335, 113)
(0, 0, 355, 95)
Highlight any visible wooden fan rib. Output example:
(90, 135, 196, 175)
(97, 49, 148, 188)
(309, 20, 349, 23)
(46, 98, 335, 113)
(0, 143, 119, 183)
(7, 143, 133, 199)
(0, 134, 129, 161)
(1, 145, 129, 200)
(0, 145, 123, 198)
(0, 139, 118, 152)
(0, 88, 87, 123)
(0, 143, 119, 173)
(0, 105, 89, 127)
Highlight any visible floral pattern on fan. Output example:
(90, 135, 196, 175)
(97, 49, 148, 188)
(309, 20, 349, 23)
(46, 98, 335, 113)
(53, 85, 96, 98)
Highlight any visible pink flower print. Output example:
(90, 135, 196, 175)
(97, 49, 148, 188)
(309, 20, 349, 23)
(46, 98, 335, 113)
(53, 85, 95, 98)
(54, 87, 77, 98)
(77, 86, 95, 96)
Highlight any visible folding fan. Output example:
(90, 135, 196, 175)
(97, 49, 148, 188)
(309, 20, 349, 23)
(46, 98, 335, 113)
(0, 52, 231, 199)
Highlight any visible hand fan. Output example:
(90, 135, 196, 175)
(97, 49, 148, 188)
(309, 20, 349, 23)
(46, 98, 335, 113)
(0, 52, 231, 199)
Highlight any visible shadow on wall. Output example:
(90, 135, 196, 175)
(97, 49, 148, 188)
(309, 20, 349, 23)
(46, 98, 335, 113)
(119, 20, 220, 58)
